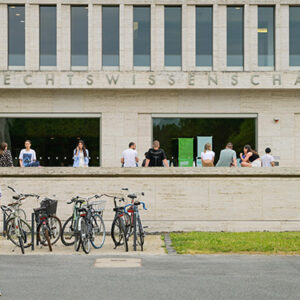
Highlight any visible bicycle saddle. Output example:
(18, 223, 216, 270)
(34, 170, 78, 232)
(127, 194, 137, 200)
(13, 196, 20, 200)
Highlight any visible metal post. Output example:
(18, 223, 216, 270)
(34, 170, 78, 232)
(133, 206, 137, 251)
(31, 212, 34, 251)
(2, 211, 6, 237)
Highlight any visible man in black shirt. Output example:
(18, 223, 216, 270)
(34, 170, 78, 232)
(145, 140, 169, 167)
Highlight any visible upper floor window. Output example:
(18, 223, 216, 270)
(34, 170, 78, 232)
(102, 6, 119, 67)
(227, 6, 244, 68)
(258, 6, 274, 67)
(133, 6, 150, 67)
(71, 6, 88, 67)
(165, 6, 182, 67)
(40, 6, 57, 67)
(290, 6, 300, 66)
(196, 6, 213, 67)
(8, 5, 25, 67)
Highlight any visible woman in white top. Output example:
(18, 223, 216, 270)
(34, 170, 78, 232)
(73, 140, 89, 167)
(201, 143, 215, 167)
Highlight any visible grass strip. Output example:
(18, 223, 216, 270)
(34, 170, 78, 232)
(170, 232, 300, 255)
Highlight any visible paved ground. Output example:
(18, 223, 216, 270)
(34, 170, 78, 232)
(1, 254, 300, 300)
(0, 235, 165, 255)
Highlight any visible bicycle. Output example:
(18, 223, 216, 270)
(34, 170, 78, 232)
(124, 194, 147, 251)
(1, 191, 38, 254)
(61, 195, 106, 254)
(109, 193, 130, 252)
(61, 196, 87, 246)
(34, 197, 62, 252)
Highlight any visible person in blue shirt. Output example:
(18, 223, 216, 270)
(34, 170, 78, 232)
(73, 140, 89, 167)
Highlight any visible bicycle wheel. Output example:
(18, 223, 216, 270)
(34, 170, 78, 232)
(47, 216, 62, 245)
(80, 218, 91, 254)
(111, 216, 128, 252)
(43, 227, 52, 252)
(6, 218, 32, 248)
(91, 213, 106, 249)
(137, 216, 144, 251)
(74, 218, 81, 252)
(16, 208, 26, 221)
(61, 216, 76, 246)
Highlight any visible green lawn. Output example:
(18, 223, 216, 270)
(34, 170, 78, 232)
(169, 232, 300, 255)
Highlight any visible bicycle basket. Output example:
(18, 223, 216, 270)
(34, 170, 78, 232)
(40, 199, 58, 216)
(89, 200, 106, 212)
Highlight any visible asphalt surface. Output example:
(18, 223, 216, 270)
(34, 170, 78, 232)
(1, 254, 300, 300)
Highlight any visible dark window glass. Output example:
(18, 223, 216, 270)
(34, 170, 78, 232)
(153, 118, 256, 166)
(71, 6, 88, 67)
(165, 6, 181, 67)
(258, 7, 274, 67)
(290, 7, 300, 66)
(102, 6, 119, 67)
(196, 6, 213, 67)
(227, 6, 244, 67)
(8, 5, 25, 66)
(0, 118, 100, 167)
(40, 6, 57, 67)
(133, 6, 150, 67)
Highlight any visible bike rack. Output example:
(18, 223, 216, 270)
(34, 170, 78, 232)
(31, 212, 35, 251)
(133, 206, 137, 251)
(2, 211, 6, 237)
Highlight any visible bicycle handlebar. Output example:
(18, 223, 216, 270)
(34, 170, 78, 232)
(124, 201, 147, 213)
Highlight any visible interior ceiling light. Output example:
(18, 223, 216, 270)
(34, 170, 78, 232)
(20, 20, 24, 23)
(11, 6, 15, 8)
(258, 28, 268, 33)
(16, 13, 20, 16)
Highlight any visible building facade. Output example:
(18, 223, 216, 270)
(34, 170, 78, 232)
(0, 0, 300, 167)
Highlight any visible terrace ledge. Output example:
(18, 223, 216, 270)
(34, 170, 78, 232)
(0, 167, 299, 178)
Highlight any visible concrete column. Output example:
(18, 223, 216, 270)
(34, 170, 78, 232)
(151, 5, 164, 71)
(244, 4, 257, 71)
(57, 4, 70, 71)
(88, 4, 101, 70)
(0, 4, 8, 70)
(25, 4, 39, 70)
(276, 4, 289, 71)
(182, 5, 195, 71)
(213, 4, 226, 71)
(120, 5, 133, 71)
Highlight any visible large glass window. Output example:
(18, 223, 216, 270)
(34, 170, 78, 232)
(8, 5, 25, 67)
(0, 118, 100, 167)
(133, 6, 150, 67)
(71, 6, 88, 67)
(165, 6, 182, 67)
(153, 118, 256, 166)
(102, 6, 119, 67)
(258, 6, 274, 67)
(290, 7, 300, 66)
(40, 6, 57, 67)
(196, 6, 213, 67)
(227, 6, 244, 67)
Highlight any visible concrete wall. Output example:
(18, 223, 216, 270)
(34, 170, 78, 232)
(0, 167, 300, 232)
(0, 89, 299, 168)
